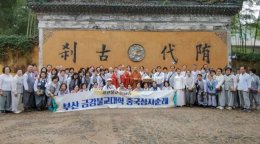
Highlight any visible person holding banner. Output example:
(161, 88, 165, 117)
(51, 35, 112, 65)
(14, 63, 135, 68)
(162, 81, 172, 91)
(143, 83, 150, 91)
(91, 82, 102, 91)
(149, 81, 161, 91)
(80, 83, 88, 92)
(134, 82, 143, 91)
(71, 85, 80, 93)
(102, 78, 116, 91)
(117, 83, 127, 92)
(58, 83, 69, 96)
(174, 68, 185, 106)
(46, 76, 59, 111)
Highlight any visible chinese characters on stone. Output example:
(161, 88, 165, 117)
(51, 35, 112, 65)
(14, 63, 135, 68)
(195, 43, 211, 64)
(58, 42, 211, 63)
(96, 44, 111, 61)
(59, 42, 77, 63)
(161, 43, 178, 64)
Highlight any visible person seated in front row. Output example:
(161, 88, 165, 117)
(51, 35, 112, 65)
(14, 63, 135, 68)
(127, 84, 132, 91)
(134, 82, 143, 91)
(162, 81, 173, 91)
(143, 82, 150, 91)
(71, 85, 80, 93)
(80, 83, 88, 92)
(149, 81, 161, 91)
(91, 82, 101, 91)
(102, 78, 116, 91)
(58, 83, 69, 96)
(117, 83, 127, 92)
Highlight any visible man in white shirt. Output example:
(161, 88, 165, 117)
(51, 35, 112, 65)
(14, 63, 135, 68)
(167, 66, 176, 89)
(153, 66, 165, 89)
(191, 64, 200, 81)
(237, 66, 252, 112)
(185, 70, 195, 107)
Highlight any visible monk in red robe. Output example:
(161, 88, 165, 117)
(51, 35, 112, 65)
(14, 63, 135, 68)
(111, 69, 119, 88)
(120, 67, 131, 88)
(130, 67, 141, 89)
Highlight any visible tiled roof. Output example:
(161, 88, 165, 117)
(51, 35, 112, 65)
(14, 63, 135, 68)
(28, 0, 244, 16)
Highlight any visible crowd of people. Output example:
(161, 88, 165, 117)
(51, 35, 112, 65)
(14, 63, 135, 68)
(0, 63, 259, 114)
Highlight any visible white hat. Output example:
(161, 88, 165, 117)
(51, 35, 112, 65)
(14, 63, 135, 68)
(106, 78, 112, 82)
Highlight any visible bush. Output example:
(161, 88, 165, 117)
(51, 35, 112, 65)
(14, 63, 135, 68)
(0, 35, 37, 59)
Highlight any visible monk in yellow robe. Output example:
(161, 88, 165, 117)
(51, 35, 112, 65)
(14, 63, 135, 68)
(130, 67, 141, 89)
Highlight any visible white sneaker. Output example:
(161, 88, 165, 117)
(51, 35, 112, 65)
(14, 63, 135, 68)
(217, 106, 224, 110)
(226, 107, 232, 110)
(14, 111, 21, 114)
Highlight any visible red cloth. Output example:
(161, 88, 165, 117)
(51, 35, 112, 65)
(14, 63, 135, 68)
(111, 73, 119, 88)
(120, 71, 131, 88)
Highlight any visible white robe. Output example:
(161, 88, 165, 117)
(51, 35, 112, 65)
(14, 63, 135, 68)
(174, 74, 185, 106)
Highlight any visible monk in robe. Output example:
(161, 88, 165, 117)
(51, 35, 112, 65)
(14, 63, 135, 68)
(120, 66, 131, 88)
(130, 67, 142, 89)
(111, 69, 119, 88)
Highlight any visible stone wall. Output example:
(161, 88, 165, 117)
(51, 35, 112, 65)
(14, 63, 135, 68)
(37, 14, 232, 69)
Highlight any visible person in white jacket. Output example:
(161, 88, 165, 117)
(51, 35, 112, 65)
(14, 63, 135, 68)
(174, 68, 185, 106)
(215, 68, 225, 110)
(11, 70, 24, 113)
(237, 66, 252, 112)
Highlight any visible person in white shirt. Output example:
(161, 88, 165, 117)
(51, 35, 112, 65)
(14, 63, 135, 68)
(46, 64, 52, 83)
(237, 66, 252, 112)
(149, 81, 161, 91)
(153, 66, 165, 89)
(223, 67, 237, 110)
(0, 66, 13, 113)
(174, 68, 185, 106)
(58, 70, 68, 85)
(185, 70, 195, 107)
(191, 64, 200, 81)
(167, 66, 176, 89)
(134, 82, 143, 91)
(162, 67, 168, 82)
(97, 69, 106, 88)
(180, 65, 187, 77)
(143, 82, 150, 91)
(105, 67, 113, 81)
(162, 81, 173, 91)
(215, 68, 225, 110)
(102, 78, 116, 91)
(11, 69, 24, 113)
(117, 82, 127, 92)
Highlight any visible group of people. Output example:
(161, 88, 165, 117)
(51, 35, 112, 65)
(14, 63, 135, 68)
(0, 63, 259, 114)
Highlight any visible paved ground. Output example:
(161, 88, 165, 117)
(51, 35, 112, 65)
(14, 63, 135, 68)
(0, 108, 259, 144)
